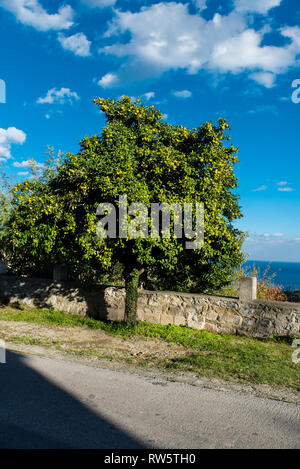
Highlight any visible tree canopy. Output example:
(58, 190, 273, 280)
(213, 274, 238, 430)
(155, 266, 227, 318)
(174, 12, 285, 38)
(4, 96, 245, 323)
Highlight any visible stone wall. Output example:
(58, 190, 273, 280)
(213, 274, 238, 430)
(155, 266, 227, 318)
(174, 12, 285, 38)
(1, 275, 300, 338)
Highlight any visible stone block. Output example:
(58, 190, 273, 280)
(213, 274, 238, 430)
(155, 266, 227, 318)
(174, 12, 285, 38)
(187, 315, 205, 330)
(174, 315, 186, 326)
(144, 312, 161, 324)
(168, 306, 182, 315)
(107, 308, 124, 321)
(239, 277, 257, 301)
(160, 314, 175, 325)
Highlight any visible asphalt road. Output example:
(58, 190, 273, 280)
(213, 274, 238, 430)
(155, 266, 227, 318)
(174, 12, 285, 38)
(0, 350, 299, 449)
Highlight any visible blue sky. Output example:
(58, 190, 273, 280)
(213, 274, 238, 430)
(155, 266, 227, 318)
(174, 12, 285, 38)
(0, 0, 300, 262)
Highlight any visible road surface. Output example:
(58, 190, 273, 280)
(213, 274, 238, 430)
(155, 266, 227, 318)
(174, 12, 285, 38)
(0, 350, 299, 449)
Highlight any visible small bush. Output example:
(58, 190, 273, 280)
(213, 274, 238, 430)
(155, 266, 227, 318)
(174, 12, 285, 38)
(251, 265, 287, 301)
(213, 263, 287, 301)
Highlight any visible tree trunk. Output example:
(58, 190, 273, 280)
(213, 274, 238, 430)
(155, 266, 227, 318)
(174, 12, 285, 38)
(124, 266, 139, 326)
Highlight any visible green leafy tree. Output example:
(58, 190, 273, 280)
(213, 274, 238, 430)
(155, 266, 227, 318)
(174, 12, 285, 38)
(6, 97, 245, 324)
(0, 167, 12, 260)
(0, 192, 10, 258)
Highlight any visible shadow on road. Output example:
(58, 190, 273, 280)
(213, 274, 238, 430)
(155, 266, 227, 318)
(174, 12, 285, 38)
(0, 350, 144, 449)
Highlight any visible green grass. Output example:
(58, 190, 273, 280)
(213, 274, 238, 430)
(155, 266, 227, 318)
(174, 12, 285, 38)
(0, 304, 299, 390)
(0, 304, 107, 328)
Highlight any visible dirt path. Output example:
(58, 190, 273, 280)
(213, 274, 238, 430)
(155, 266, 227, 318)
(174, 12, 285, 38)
(1, 319, 299, 405)
(0, 319, 192, 363)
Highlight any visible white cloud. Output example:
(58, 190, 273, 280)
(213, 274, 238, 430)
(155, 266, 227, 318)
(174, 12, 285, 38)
(278, 187, 294, 192)
(249, 232, 286, 243)
(244, 232, 300, 262)
(281, 26, 300, 50)
(234, 0, 282, 14)
(143, 92, 155, 100)
(193, 0, 207, 11)
(277, 181, 289, 186)
(250, 72, 276, 88)
(13, 160, 31, 168)
(98, 72, 119, 87)
(0, 127, 26, 160)
(211, 29, 293, 74)
(13, 159, 44, 169)
(121, 92, 155, 102)
(58, 32, 91, 57)
(0, 0, 74, 31)
(253, 185, 268, 192)
(172, 90, 192, 98)
(37, 87, 80, 105)
(100, 6, 246, 76)
(99, 3, 300, 88)
(81, 0, 116, 7)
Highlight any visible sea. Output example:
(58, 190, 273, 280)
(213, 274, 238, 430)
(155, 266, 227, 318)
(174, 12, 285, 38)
(243, 260, 300, 291)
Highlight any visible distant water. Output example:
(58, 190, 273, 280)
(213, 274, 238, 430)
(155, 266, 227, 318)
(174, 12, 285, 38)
(243, 260, 300, 290)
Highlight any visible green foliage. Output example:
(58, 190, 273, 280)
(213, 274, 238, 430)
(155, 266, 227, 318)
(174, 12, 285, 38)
(5, 97, 245, 320)
(0, 305, 299, 389)
(0, 193, 10, 243)
(0, 168, 12, 260)
(253, 264, 288, 302)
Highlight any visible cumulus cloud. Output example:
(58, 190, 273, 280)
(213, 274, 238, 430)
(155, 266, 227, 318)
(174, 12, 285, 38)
(249, 72, 276, 88)
(0, 0, 74, 31)
(210, 29, 293, 73)
(234, 0, 282, 14)
(37, 87, 80, 105)
(58, 32, 91, 57)
(98, 2, 300, 87)
(98, 72, 119, 87)
(172, 90, 192, 98)
(0, 127, 26, 160)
